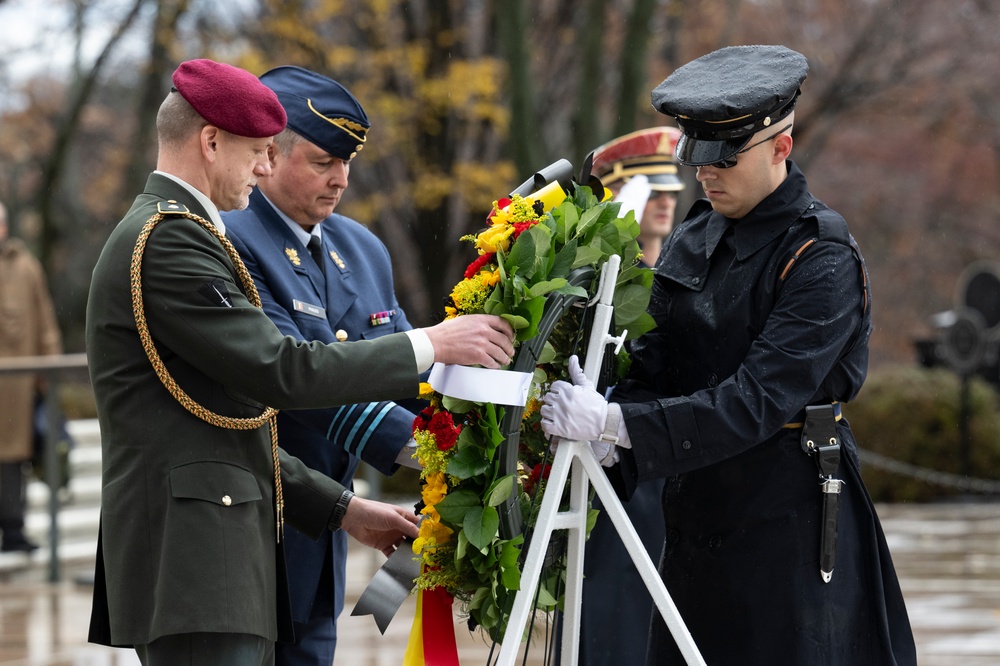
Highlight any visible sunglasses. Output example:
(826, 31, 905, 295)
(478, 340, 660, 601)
(707, 123, 793, 169)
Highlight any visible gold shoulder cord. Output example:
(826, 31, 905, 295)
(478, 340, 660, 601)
(130, 212, 284, 542)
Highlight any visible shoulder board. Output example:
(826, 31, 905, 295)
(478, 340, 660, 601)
(157, 200, 190, 215)
(807, 198, 849, 245)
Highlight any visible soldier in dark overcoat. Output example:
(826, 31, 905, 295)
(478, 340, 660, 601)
(541, 45, 916, 665)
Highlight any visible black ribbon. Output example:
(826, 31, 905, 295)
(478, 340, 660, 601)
(351, 537, 421, 634)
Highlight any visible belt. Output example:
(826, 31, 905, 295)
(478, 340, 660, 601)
(783, 402, 842, 429)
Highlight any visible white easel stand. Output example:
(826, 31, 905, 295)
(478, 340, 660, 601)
(495, 256, 705, 666)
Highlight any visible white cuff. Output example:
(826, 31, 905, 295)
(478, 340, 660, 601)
(394, 438, 422, 470)
(405, 329, 435, 373)
(606, 403, 631, 449)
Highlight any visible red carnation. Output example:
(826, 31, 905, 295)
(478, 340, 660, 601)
(412, 405, 435, 434)
(524, 463, 552, 496)
(511, 219, 539, 240)
(428, 410, 461, 451)
(464, 252, 496, 279)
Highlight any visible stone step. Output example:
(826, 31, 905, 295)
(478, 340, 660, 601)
(1, 420, 102, 576)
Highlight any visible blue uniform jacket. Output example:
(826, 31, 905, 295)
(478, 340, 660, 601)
(225, 189, 418, 624)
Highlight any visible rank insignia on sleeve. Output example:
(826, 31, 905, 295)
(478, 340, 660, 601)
(370, 310, 396, 326)
(329, 250, 346, 270)
(285, 247, 302, 266)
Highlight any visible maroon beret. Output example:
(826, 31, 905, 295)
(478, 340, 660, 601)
(171, 59, 287, 138)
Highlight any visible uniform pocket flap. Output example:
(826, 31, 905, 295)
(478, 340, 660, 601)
(169, 461, 263, 506)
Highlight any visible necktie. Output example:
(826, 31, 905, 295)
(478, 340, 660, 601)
(307, 236, 326, 278)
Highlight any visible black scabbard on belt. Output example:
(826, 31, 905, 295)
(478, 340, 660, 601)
(793, 404, 843, 584)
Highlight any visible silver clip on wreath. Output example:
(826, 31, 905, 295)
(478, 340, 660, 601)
(409, 179, 655, 644)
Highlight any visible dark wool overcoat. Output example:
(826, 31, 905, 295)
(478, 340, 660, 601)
(612, 162, 917, 666)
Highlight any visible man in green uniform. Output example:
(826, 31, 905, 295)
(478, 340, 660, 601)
(85, 58, 514, 665)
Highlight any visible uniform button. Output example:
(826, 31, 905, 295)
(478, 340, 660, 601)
(222, 495, 232, 506)
(681, 440, 692, 450)
(708, 535, 722, 550)
(667, 529, 680, 544)
(336, 329, 349, 341)
(692, 277, 701, 285)
(708, 373, 718, 387)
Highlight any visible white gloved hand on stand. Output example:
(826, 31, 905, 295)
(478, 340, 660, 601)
(540, 355, 625, 466)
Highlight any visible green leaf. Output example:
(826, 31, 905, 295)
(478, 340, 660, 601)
(442, 395, 479, 414)
(535, 583, 558, 608)
(553, 284, 589, 299)
(527, 277, 568, 298)
(485, 474, 516, 507)
(555, 201, 580, 243)
(511, 296, 546, 341)
(549, 238, 578, 279)
(617, 264, 653, 287)
(500, 313, 529, 330)
(456, 528, 469, 562)
(625, 311, 657, 339)
(463, 506, 500, 550)
(537, 341, 557, 365)
(483, 286, 506, 315)
(572, 245, 605, 268)
(434, 489, 481, 525)
(575, 204, 605, 240)
(506, 227, 538, 277)
(614, 282, 654, 328)
(483, 403, 504, 457)
(469, 584, 490, 610)
(499, 537, 523, 591)
(447, 445, 491, 479)
(586, 507, 601, 535)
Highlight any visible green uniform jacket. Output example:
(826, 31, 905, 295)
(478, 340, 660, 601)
(86, 173, 419, 647)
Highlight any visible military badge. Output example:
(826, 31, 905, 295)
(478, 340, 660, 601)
(370, 310, 396, 326)
(329, 250, 346, 270)
(285, 247, 302, 266)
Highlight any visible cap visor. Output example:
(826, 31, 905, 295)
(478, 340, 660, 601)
(646, 173, 684, 191)
(675, 133, 752, 167)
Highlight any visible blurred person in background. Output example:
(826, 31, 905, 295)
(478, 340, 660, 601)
(0, 199, 62, 553)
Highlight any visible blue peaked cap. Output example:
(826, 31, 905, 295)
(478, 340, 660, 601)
(259, 66, 369, 160)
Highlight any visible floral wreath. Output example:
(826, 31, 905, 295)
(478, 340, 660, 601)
(409, 182, 654, 641)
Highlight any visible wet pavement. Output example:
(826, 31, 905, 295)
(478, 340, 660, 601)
(2, 501, 1000, 665)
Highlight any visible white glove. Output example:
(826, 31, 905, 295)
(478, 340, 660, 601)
(540, 356, 608, 442)
(614, 174, 651, 226)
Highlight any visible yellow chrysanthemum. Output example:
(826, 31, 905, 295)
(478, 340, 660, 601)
(418, 382, 436, 400)
(422, 471, 449, 506)
(412, 509, 454, 559)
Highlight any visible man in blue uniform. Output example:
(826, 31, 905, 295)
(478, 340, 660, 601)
(224, 66, 420, 665)
(540, 46, 916, 665)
